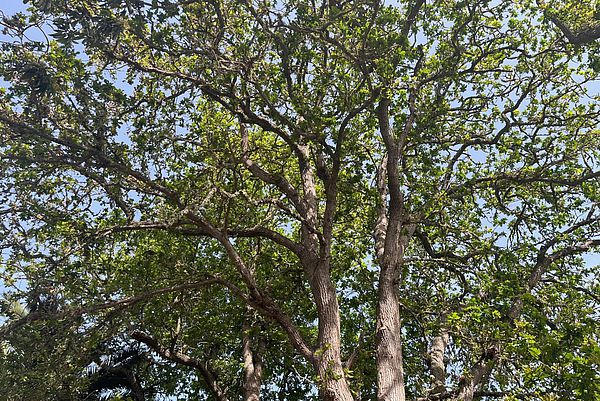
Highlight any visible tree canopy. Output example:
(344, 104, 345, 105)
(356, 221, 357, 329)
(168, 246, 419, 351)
(0, 0, 599, 400)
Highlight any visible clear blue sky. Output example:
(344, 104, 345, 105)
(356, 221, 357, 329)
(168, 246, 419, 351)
(2, 0, 25, 13)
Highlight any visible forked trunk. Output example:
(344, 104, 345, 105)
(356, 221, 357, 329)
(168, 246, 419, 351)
(297, 142, 355, 401)
(373, 96, 412, 401)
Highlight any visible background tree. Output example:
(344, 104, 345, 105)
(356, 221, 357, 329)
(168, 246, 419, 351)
(1, 0, 599, 400)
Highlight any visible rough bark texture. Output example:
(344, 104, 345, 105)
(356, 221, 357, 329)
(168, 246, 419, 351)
(429, 330, 449, 394)
(375, 228, 414, 401)
(297, 143, 354, 401)
(310, 270, 355, 401)
(374, 102, 405, 400)
(374, 96, 416, 401)
(242, 322, 263, 401)
(376, 272, 406, 401)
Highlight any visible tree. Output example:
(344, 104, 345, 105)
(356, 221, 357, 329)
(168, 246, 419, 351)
(0, 0, 599, 400)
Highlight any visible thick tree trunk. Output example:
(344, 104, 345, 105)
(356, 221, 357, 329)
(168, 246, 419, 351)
(374, 96, 414, 401)
(242, 322, 263, 401)
(373, 199, 415, 401)
(374, 197, 414, 401)
(309, 268, 355, 401)
(295, 142, 354, 401)
(376, 264, 405, 401)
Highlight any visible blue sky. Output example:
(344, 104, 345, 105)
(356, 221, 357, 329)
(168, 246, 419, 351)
(2, 0, 25, 14)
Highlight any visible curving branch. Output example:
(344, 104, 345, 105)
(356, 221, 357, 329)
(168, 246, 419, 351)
(454, 233, 600, 401)
(240, 124, 308, 218)
(546, 13, 600, 45)
(95, 220, 304, 258)
(130, 330, 229, 401)
(0, 279, 228, 337)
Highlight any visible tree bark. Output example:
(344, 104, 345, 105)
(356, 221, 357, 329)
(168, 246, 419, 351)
(546, 12, 600, 45)
(376, 270, 406, 401)
(310, 268, 355, 401)
(429, 330, 449, 394)
(375, 228, 414, 401)
(453, 349, 496, 401)
(130, 330, 229, 401)
(297, 142, 354, 401)
(242, 322, 263, 401)
(374, 96, 416, 401)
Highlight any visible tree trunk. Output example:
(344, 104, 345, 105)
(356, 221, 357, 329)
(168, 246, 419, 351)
(375, 217, 413, 401)
(375, 220, 414, 401)
(454, 359, 494, 401)
(310, 268, 355, 401)
(429, 329, 449, 394)
(296, 142, 354, 401)
(376, 267, 405, 401)
(242, 322, 263, 401)
(373, 94, 417, 401)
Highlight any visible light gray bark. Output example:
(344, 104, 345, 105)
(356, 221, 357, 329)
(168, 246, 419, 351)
(429, 329, 449, 394)
(374, 96, 416, 401)
(242, 322, 263, 401)
(298, 143, 355, 401)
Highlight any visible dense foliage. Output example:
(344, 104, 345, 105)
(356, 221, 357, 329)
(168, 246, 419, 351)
(0, 0, 599, 400)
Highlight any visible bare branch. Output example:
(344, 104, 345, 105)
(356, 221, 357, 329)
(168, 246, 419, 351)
(240, 124, 308, 218)
(96, 221, 305, 258)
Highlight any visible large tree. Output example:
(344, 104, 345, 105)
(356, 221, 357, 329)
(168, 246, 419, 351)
(1, 0, 599, 400)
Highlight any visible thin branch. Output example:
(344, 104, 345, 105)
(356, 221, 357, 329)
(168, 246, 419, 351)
(240, 124, 308, 218)
(96, 221, 305, 258)
(130, 330, 229, 401)
(0, 279, 226, 336)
